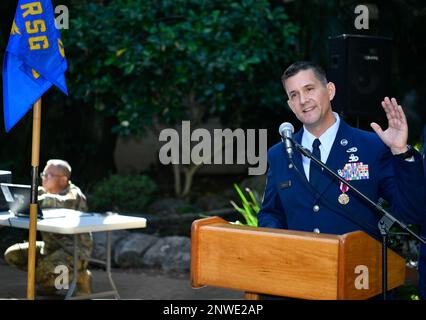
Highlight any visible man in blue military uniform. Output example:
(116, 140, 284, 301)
(258, 61, 426, 297)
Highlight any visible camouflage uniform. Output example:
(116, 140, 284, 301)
(4, 182, 93, 292)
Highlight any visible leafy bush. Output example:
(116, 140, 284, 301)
(89, 174, 157, 213)
(63, 0, 298, 135)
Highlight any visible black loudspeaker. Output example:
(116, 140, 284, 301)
(328, 34, 392, 118)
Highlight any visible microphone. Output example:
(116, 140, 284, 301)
(279, 122, 294, 160)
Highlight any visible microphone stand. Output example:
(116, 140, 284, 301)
(290, 138, 426, 300)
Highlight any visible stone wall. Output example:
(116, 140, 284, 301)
(92, 231, 191, 273)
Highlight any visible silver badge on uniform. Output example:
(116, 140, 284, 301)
(340, 139, 348, 146)
(348, 154, 359, 163)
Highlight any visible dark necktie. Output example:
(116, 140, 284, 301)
(309, 138, 321, 189)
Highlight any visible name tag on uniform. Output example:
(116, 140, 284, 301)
(279, 180, 292, 189)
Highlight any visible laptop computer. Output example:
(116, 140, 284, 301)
(0, 183, 67, 219)
(0, 183, 36, 217)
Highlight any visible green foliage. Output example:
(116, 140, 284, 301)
(62, 0, 298, 134)
(88, 174, 157, 213)
(414, 142, 422, 153)
(394, 284, 420, 300)
(230, 183, 259, 226)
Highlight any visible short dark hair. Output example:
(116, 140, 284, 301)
(281, 61, 328, 88)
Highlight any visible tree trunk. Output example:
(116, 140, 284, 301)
(173, 164, 182, 196)
(181, 163, 202, 197)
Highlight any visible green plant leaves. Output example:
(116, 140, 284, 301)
(63, 0, 298, 135)
(230, 183, 259, 227)
(89, 174, 157, 213)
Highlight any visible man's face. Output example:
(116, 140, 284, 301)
(284, 69, 336, 133)
(41, 165, 68, 194)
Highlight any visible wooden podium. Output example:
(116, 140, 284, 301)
(191, 217, 406, 300)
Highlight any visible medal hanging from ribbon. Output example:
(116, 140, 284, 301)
(338, 182, 350, 205)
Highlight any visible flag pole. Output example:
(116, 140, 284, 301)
(26, 97, 42, 300)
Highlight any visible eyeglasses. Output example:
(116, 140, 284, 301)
(40, 172, 65, 180)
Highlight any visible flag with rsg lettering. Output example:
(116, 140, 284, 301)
(2, 0, 68, 132)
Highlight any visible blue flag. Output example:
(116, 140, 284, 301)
(2, 0, 68, 132)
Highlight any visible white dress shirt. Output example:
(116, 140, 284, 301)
(301, 112, 340, 181)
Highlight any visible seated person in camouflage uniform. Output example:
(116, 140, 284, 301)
(4, 159, 93, 295)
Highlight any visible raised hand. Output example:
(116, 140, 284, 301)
(370, 97, 408, 155)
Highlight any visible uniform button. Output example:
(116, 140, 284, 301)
(313, 228, 320, 234)
(313, 205, 320, 213)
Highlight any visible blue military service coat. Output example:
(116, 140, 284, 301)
(258, 119, 426, 239)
